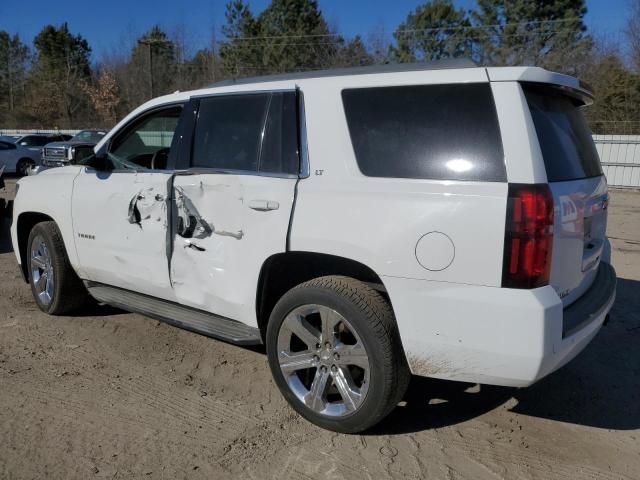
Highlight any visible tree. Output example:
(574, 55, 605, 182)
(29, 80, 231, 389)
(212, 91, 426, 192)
(471, 0, 591, 74)
(28, 23, 92, 127)
(257, 0, 338, 72)
(332, 36, 374, 67)
(626, 0, 640, 71)
(83, 69, 120, 127)
(131, 26, 176, 100)
(0, 32, 30, 122)
(581, 45, 640, 134)
(390, 0, 471, 63)
(220, 0, 338, 76)
(220, 0, 261, 76)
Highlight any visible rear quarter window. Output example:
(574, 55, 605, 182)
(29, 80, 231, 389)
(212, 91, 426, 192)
(523, 84, 602, 182)
(341, 83, 506, 182)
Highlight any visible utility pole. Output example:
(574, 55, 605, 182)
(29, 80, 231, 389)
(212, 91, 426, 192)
(137, 39, 154, 99)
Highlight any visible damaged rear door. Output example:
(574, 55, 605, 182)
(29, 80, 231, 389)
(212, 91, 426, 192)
(170, 91, 300, 326)
(72, 103, 187, 298)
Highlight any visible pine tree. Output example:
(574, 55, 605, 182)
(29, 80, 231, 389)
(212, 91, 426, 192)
(29, 23, 92, 127)
(391, 0, 471, 63)
(472, 0, 591, 74)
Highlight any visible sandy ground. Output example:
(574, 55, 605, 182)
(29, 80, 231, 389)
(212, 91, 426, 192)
(0, 177, 638, 480)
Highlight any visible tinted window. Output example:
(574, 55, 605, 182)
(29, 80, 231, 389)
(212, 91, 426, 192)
(20, 136, 49, 147)
(342, 84, 505, 181)
(192, 94, 270, 171)
(73, 130, 107, 142)
(259, 92, 299, 174)
(523, 84, 602, 182)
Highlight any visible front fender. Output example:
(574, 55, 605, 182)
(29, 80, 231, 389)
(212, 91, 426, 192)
(11, 167, 83, 275)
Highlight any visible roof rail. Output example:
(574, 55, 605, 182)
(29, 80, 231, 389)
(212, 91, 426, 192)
(209, 59, 479, 88)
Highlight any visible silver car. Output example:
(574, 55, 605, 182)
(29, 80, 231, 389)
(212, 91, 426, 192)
(0, 135, 66, 176)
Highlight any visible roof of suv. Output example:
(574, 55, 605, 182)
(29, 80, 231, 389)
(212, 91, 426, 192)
(208, 59, 479, 87)
(190, 61, 590, 101)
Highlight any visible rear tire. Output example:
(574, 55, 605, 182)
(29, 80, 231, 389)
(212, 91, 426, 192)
(27, 221, 91, 315)
(16, 158, 34, 176)
(266, 275, 410, 433)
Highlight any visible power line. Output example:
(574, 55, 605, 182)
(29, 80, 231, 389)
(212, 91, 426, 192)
(225, 18, 585, 42)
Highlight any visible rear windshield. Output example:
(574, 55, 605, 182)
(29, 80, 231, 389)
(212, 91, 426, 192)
(341, 83, 506, 182)
(523, 84, 602, 182)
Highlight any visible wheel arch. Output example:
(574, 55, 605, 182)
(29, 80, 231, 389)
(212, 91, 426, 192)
(16, 212, 56, 282)
(255, 251, 391, 338)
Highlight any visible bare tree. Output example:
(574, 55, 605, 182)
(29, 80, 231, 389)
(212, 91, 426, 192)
(83, 69, 120, 126)
(626, 0, 640, 70)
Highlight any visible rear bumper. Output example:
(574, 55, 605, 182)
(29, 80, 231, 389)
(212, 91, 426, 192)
(384, 262, 616, 387)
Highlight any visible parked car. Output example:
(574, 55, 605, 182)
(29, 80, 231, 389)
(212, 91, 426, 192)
(0, 165, 5, 215)
(0, 134, 65, 176)
(42, 129, 107, 167)
(10, 61, 616, 433)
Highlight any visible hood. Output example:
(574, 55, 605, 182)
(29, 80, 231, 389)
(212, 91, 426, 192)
(45, 140, 98, 148)
(36, 165, 84, 176)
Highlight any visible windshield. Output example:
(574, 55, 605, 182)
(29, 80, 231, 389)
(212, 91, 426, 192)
(72, 130, 106, 142)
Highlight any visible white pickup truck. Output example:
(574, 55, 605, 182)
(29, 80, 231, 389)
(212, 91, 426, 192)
(11, 61, 616, 433)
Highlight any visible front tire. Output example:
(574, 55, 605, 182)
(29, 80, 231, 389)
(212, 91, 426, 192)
(27, 221, 90, 315)
(16, 158, 35, 176)
(266, 276, 410, 433)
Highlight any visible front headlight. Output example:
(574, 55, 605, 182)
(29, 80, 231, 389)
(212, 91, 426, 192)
(68, 147, 75, 161)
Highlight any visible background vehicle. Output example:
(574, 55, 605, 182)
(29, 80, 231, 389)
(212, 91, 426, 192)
(42, 129, 107, 167)
(0, 166, 6, 215)
(0, 134, 66, 176)
(9, 62, 615, 433)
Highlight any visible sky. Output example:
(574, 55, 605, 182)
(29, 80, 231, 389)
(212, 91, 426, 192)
(0, 0, 632, 60)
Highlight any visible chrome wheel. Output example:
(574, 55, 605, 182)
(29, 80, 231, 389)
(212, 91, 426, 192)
(277, 304, 370, 417)
(30, 234, 54, 305)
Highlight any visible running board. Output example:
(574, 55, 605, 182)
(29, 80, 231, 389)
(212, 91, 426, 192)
(85, 282, 262, 345)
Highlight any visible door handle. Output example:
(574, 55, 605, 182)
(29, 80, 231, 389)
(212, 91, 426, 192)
(248, 200, 279, 211)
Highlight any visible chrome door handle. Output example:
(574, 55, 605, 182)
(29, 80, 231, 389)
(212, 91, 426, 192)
(248, 200, 279, 211)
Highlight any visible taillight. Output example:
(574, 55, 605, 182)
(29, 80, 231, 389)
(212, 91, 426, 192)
(502, 184, 554, 289)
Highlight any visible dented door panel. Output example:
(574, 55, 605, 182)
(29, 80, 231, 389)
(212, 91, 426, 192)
(72, 170, 176, 299)
(171, 173, 296, 327)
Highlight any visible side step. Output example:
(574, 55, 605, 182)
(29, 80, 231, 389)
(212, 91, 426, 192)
(85, 282, 262, 345)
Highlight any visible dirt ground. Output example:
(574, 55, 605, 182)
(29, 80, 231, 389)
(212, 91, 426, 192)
(0, 177, 639, 480)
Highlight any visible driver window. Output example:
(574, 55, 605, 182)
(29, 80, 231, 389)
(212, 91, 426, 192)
(109, 105, 183, 170)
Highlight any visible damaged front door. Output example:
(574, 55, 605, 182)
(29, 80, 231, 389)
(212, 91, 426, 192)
(72, 104, 185, 299)
(170, 91, 300, 326)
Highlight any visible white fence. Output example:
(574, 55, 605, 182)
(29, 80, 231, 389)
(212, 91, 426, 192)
(0, 129, 80, 136)
(594, 135, 640, 189)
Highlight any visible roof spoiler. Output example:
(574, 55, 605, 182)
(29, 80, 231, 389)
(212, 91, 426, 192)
(486, 67, 594, 105)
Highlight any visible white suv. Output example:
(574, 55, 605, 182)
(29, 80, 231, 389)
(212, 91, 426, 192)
(10, 61, 616, 433)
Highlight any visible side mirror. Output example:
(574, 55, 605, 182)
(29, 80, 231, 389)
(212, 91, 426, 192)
(82, 153, 112, 171)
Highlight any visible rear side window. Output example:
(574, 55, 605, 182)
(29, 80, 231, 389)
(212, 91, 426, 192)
(342, 84, 505, 181)
(523, 84, 602, 182)
(191, 92, 299, 175)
